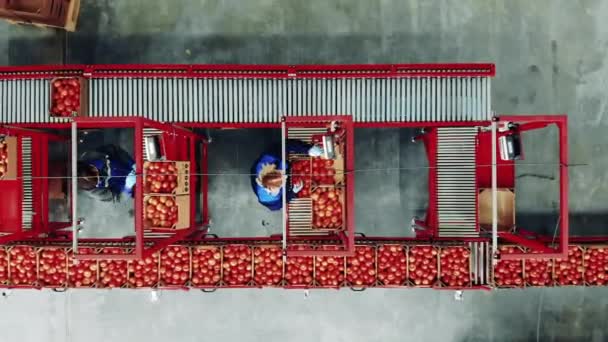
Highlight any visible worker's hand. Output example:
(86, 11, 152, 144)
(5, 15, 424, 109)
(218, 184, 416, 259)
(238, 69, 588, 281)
(292, 179, 303, 193)
(308, 145, 323, 157)
(125, 167, 136, 191)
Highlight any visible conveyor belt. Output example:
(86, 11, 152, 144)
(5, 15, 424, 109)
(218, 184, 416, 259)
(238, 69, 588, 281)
(436, 127, 478, 237)
(0, 76, 492, 123)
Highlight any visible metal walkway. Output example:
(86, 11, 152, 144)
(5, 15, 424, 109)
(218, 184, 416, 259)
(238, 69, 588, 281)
(436, 127, 479, 237)
(0, 76, 492, 124)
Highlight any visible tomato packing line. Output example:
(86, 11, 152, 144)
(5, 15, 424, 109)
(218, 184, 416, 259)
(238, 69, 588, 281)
(0, 63, 573, 291)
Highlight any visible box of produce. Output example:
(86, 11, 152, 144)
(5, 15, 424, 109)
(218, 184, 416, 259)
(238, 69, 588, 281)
(408, 245, 439, 287)
(314, 245, 345, 288)
(143, 194, 190, 230)
(49, 77, 88, 118)
(37, 247, 68, 288)
(0, 247, 8, 285)
(346, 245, 376, 287)
(143, 161, 190, 195)
(439, 246, 471, 288)
(311, 187, 343, 230)
(159, 245, 191, 287)
(191, 246, 222, 288)
(583, 245, 608, 286)
(8, 246, 38, 287)
(221, 245, 253, 286)
(0, 136, 17, 180)
(493, 246, 524, 288)
(127, 252, 160, 288)
(553, 245, 584, 286)
(67, 247, 98, 288)
(523, 252, 553, 287)
(377, 244, 407, 287)
(97, 248, 129, 288)
(285, 245, 314, 288)
(253, 245, 284, 287)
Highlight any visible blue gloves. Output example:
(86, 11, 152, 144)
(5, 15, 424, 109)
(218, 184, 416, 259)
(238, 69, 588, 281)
(308, 145, 323, 157)
(124, 164, 137, 192)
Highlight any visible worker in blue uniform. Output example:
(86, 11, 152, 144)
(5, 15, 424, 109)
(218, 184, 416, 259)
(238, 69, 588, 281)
(251, 140, 323, 211)
(77, 145, 137, 202)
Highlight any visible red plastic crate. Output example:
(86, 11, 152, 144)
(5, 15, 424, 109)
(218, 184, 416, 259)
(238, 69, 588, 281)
(8, 246, 38, 287)
(345, 245, 376, 287)
(253, 245, 283, 287)
(37, 247, 68, 288)
(67, 247, 98, 288)
(191, 246, 222, 288)
(439, 246, 471, 288)
(221, 245, 253, 286)
(97, 247, 129, 288)
(376, 244, 407, 287)
(494, 246, 524, 288)
(159, 245, 190, 287)
(314, 245, 345, 288)
(285, 245, 314, 288)
(408, 245, 439, 287)
(127, 253, 160, 288)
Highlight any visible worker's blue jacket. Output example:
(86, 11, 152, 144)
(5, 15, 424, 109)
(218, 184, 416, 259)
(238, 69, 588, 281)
(251, 140, 311, 211)
(82, 145, 136, 199)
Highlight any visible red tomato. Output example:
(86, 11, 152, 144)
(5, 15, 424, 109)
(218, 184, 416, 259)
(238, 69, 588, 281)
(222, 245, 252, 285)
(408, 246, 438, 286)
(68, 248, 98, 287)
(191, 247, 221, 287)
(346, 246, 376, 286)
(160, 246, 190, 286)
(285, 245, 314, 286)
(439, 247, 470, 287)
(253, 246, 283, 286)
(98, 248, 128, 288)
(314, 246, 345, 287)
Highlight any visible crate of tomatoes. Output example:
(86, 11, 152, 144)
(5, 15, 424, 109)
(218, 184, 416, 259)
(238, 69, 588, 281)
(493, 246, 525, 288)
(582, 245, 608, 286)
(49, 77, 88, 118)
(253, 245, 284, 287)
(143, 195, 190, 230)
(97, 247, 129, 288)
(310, 187, 344, 230)
(7, 246, 38, 287)
(438, 246, 471, 288)
(553, 245, 584, 286)
(376, 244, 407, 287)
(159, 245, 191, 288)
(67, 247, 99, 288)
(284, 245, 314, 288)
(313, 245, 346, 288)
(144, 161, 190, 195)
(37, 247, 68, 288)
(0, 137, 17, 181)
(345, 245, 377, 288)
(0, 247, 8, 286)
(408, 245, 439, 287)
(191, 246, 222, 288)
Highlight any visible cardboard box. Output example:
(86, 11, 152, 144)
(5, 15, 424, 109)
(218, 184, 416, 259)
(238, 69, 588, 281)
(49, 76, 88, 118)
(144, 161, 190, 195)
(143, 194, 190, 230)
(478, 188, 515, 230)
(0, 136, 17, 180)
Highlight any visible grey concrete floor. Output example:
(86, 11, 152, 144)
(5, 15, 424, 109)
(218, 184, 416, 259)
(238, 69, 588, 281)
(2, 0, 608, 341)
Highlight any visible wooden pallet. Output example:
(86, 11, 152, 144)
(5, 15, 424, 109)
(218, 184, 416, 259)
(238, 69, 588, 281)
(0, 0, 81, 32)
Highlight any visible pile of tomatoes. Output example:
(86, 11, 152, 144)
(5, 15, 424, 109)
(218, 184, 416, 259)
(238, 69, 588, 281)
(523, 254, 553, 287)
(346, 246, 376, 286)
(377, 245, 407, 285)
(285, 245, 314, 286)
(191, 247, 221, 287)
(554, 246, 584, 286)
(9, 246, 37, 285)
(222, 245, 252, 285)
(0, 139, 9, 179)
(144, 162, 179, 194)
(290, 160, 312, 198)
(584, 247, 608, 285)
(311, 187, 343, 229)
(408, 246, 438, 286)
(98, 248, 128, 288)
(311, 157, 336, 185)
(439, 247, 470, 287)
(144, 196, 179, 229)
(37, 248, 67, 287)
(160, 246, 190, 286)
(494, 246, 524, 287)
(128, 253, 159, 288)
(314, 246, 345, 287)
(253, 246, 283, 286)
(51, 78, 81, 117)
(0, 248, 8, 283)
(68, 248, 98, 287)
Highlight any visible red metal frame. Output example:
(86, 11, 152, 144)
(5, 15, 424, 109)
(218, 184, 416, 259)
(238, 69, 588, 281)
(282, 115, 355, 257)
(0, 63, 495, 80)
(496, 115, 569, 260)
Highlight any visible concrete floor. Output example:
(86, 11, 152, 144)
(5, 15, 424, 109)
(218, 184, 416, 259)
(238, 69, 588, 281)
(2, 0, 608, 341)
